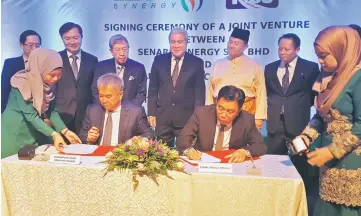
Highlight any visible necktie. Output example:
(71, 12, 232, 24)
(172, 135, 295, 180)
(102, 112, 113, 145)
(117, 66, 125, 78)
(281, 63, 290, 114)
(70, 55, 79, 80)
(171, 59, 180, 87)
(282, 63, 290, 94)
(215, 125, 226, 151)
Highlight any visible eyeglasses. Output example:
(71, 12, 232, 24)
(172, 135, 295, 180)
(24, 43, 41, 48)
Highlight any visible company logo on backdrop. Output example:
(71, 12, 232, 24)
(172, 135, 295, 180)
(181, 0, 203, 12)
(113, 0, 203, 11)
(226, 0, 279, 9)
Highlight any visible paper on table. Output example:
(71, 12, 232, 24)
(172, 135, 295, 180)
(62, 144, 98, 154)
(200, 153, 221, 163)
(180, 153, 221, 165)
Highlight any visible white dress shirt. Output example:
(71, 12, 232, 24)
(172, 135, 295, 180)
(171, 55, 184, 76)
(100, 105, 122, 146)
(212, 121, 232, 151)
(277, 56, 298, 85)
(23, 55, 28, 68)
(67, 50, 81, 71)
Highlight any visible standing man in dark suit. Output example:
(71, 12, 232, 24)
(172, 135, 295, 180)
(80, 73, 153, 145)
(91, 34, 147, 106)
(177, 86, 267, 162)
(264, 33, 320, 214)
(56, 22, 98, 134)
(148, 28, 205, 148)
(1, 30, 41, 113)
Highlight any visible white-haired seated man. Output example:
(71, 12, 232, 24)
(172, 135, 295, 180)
(79, 73, 153, 145)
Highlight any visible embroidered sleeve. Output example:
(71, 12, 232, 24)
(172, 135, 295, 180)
(301, 112, 324, 142)
(327, 131, 360, 159)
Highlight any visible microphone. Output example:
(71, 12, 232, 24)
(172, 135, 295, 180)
(245, 144, 261, 175)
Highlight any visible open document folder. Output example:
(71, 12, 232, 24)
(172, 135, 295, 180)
(61, 144, 98, 155)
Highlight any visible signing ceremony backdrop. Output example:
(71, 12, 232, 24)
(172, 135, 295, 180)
(2, 0, 361, 134)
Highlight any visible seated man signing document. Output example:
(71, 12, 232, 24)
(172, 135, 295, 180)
(176, 86, 267, 163)
(79, 73, 153, 145)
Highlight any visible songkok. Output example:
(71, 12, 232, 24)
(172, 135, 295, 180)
(230, 28, 250, 43)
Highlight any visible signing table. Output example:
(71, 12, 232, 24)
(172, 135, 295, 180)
(2, 154, 307, 216)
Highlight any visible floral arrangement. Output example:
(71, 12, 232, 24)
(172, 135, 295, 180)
(103, 136, 186, 190)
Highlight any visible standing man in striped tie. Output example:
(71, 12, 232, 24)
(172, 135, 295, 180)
(57, 22, 98, 134)
(91, 34, 147, 106)
(264, 33, 320, 214)
(148, 28, 205, 148)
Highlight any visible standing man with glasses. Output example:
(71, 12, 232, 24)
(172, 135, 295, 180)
(1, 30, 41, 113)
(56, 22, 98, 134)
(148, 28, 205, 148)
(91, 34, 147, 106)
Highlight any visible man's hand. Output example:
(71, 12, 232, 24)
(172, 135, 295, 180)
(255, 119, 264, 130)
(307, 147, 334, 167)
(225, 149, 248, 163)
(186, 148, 202, 160)
(148, 116, 156, 128)
(87, 127, 100, 144)
(52, 132, 67, 151)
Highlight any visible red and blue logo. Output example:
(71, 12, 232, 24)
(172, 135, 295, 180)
(226, 0, 279, 9)
(181, 0, 204, 12)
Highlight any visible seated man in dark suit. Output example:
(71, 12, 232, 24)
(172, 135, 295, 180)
(80, 73, 153, 145)
(1, 30, 41, 113)
(91, 34, 147, 106)
(177, 86, 267, 163)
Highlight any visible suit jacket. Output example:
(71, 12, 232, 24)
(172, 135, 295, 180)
(265, 57, 320, 135)
(56, 50, 98, 133)
(148, 52, 205, 127)
(79, 102, 153, 144)
(91, 58, 147, 106)
(176, 105, 267, 156)
(1, 56, 25, 113)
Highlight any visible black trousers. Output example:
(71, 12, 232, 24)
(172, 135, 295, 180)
(267, 114, 319, 215)
(155, 122, 183, 148)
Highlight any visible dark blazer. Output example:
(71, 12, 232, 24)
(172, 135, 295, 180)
(91, 58, 147, 106)
(265, 57, 320, 135)
(56, 50, 98, 133)
(148, 52, 205, 127)
(1, 56, 25, 113)
(176, 105, 267, 156)
(79, 102, 153, 144)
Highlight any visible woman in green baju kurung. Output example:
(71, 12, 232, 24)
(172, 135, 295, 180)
(1, 48, 81, 158)
(298, 26, 361, 215)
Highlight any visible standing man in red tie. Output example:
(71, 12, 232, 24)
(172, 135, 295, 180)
(57, 22, 98, 134)
(91, 34, 147, 106)
(148, 28, 205, 147)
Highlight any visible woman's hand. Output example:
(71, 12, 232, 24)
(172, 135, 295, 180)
(61, 128, 82, 144)
(52, 132, 67, 151)
(307, 147, 334, 167)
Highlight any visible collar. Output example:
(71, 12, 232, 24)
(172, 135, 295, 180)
(67, 50, 82, 60)
(216, 120, 232, 129)
(23, 55, 28, 63)
(105, 103, 122, 113)
(115, 59, 126, 69)
(172, 54, 184, 61)
(227, 54, 245, 62)
(280, 56, 298, 68)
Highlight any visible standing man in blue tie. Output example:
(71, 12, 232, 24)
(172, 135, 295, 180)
(91, 34, 147, 106)
(1, 30, 41, 113)
(148, 28, 206, 147)
(56, 22, 98, 134)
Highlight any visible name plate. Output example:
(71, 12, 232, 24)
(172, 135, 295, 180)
(49, 154, 81, 165)
(198, 163, 233, 173)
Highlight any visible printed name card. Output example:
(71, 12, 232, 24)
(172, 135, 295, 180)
(198, 163, 233, 173)
(49, 154, 81, 165)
